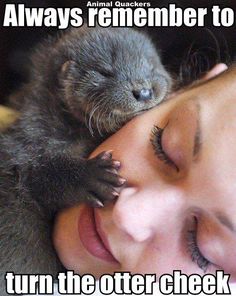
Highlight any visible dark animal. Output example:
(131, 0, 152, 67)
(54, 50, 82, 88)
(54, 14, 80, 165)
(0, 27, 171, 295)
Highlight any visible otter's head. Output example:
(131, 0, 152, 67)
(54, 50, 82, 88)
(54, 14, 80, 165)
(60, 27, 172, 136)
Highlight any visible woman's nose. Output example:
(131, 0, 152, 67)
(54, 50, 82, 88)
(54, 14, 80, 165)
(112, 185, 186, 243)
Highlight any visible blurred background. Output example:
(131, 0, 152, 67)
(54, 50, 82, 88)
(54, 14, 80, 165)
(0, 0, 235, 104)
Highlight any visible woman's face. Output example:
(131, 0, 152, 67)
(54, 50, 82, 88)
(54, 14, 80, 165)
(53, 65, 236, 281)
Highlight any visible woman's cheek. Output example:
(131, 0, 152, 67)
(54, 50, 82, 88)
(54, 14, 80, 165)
(53, 206, 83, 269)
(89, 105, 172, 186)
(90, 116, 143, 157)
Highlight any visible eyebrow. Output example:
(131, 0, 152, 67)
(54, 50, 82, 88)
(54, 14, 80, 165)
(216, 213, 235, 233)
(193, 101, 202, 157)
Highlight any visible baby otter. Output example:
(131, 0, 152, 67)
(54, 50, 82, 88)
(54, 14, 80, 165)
(0, 26, 171, 295)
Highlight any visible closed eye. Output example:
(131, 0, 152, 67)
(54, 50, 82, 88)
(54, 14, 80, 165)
(150, 125, 179, 172)
(96, 68, 114, 78)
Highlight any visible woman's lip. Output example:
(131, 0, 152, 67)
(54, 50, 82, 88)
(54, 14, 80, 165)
(78, 206, 118, 264)
(94, 209, 115, 259)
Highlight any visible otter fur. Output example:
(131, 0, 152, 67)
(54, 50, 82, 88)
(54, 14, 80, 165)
(0, 26, 171, 295)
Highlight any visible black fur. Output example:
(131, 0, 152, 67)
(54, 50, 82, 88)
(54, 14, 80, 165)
(0, 27, 171, 295)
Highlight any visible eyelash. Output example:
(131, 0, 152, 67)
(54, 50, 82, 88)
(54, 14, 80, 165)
(187, 229, 210, 272)
(150, 125, 179, 172)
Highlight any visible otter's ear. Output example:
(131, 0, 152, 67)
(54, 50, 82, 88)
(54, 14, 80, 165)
(59, 60, 78, 84)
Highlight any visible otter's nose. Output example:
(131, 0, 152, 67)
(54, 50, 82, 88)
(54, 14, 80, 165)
(133, 88, 153, 101)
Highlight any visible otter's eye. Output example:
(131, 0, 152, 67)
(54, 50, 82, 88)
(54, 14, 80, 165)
(97, 69, 114, 78)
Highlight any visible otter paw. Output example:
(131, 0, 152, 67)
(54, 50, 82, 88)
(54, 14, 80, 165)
(81, 151, 126, 207)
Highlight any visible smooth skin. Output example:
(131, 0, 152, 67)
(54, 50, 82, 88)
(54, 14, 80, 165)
(53, 64, 236, 281)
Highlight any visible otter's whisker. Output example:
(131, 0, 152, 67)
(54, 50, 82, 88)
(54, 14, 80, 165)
(88, 101, 101, 136)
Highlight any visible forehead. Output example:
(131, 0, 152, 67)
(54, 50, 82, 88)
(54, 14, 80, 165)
(188, 67, 236, 217)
